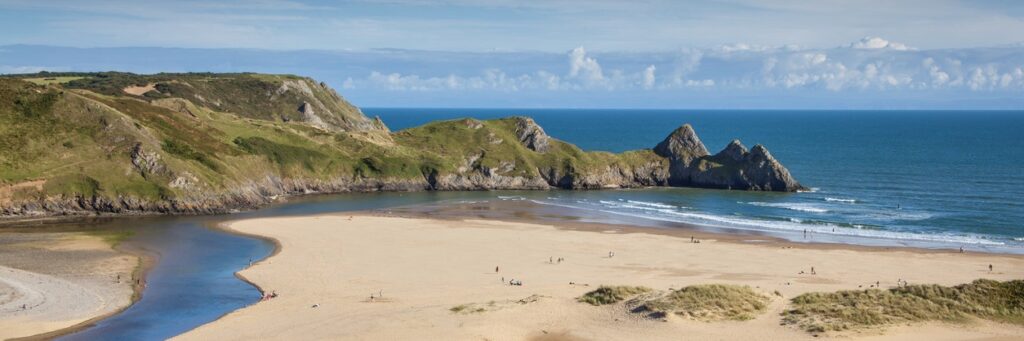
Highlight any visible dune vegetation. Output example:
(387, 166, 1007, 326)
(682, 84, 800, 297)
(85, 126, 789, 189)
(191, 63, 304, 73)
(578, 285, 653, 306)
(782, 279, 1024, 333)
(634, 284, 770, 321)
(581, 284, 770, 321)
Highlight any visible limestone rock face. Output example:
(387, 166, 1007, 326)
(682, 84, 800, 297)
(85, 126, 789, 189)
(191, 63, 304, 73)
(297, 101, 330, 130)
(653, 124, 709, 163)
(738, 145, 802, 191)
(718, 140, 748, 162)
(653, 124, 803, 191)
(513, 117, 551, 153)
(130, 143, 166, 177)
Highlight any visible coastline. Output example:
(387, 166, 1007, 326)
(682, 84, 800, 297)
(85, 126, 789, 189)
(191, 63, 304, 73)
(382, 199, 1020, 256)
(0, 232, 145, 340)
(207, 220, 284, 298)
(177, 212, 1024, 340)
(10, 244, 154, 341)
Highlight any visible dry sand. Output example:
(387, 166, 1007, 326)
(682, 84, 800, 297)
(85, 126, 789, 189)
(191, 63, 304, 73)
(0, 233, 138, 340)
(178, 215, 1024, 341)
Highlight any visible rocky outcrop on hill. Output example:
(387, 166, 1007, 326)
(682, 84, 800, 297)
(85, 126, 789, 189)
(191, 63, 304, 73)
(654, 125, 803, 191)
(130, 143, 167, 178)
(513, 117, 551, 153)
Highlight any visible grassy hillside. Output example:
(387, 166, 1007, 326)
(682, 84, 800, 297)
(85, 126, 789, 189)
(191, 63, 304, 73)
(0, 72, 667, 215)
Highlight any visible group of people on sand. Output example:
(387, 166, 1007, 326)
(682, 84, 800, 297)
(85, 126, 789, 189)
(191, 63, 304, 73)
(549, 256, 564, 263)
(261, 290, 278, 301)
(497, 267, 523, 286)
(799, 266, 817, 275)
(690, 236, 701, 243)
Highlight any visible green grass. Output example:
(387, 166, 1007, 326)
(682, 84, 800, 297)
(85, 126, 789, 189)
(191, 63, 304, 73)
(635, 284, 769, 321)
(782, 279, 1024, 333)
(42, 174, 101, 196)
(234, 136, 330, 172)
(578, 286, 653, 305)
(162, 139, 220, 171)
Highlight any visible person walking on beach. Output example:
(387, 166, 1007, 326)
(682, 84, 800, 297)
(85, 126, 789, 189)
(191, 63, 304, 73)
(810, 266, 816, 275)
(496, 266, 500, 273)
(989, 264, 993, 272)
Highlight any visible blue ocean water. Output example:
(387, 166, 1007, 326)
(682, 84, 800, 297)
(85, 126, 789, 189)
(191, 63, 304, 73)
(368, 108, 1024, 251)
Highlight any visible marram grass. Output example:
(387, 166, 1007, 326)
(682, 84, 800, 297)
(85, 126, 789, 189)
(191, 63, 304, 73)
(782, 279, 1024, 333)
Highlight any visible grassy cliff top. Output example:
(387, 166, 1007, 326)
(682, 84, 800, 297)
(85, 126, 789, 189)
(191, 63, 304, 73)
(2, 72, 380, 132)
(0, 75, 668, 208)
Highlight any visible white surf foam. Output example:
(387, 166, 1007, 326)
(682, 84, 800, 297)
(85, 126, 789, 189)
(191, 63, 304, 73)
(625, 200, 677, 209)
(745, 202, 829, 213)
(825, 197, 857, 203)
(530, 199, 1005, 246)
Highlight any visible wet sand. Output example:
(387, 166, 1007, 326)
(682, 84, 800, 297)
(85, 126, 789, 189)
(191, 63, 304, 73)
(0, 232, 139, 340)
(178, 214, 1024, 340)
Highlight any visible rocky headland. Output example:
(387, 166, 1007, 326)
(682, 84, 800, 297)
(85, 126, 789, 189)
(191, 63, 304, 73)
(0, 72, 802, 220)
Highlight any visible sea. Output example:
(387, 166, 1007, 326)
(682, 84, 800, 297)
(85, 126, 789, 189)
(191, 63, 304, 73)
(367, 108, 1024, 253)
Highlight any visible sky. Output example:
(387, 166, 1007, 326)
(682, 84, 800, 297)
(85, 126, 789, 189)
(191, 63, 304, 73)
(1, 0, 1023, 109)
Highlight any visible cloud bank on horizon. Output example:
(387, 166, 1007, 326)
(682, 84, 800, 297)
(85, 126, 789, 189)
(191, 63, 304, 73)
(0, 0, 1022, 109)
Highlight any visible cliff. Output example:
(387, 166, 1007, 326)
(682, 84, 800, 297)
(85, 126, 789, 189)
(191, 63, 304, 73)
(0, 72, 802, 220)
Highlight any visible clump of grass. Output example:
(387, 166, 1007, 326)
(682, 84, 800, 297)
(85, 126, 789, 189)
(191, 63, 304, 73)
(636, 284, 769, 321)
(578, 286, 653, 306)
(782, 279, 1024, 334)
(162, 139, 220, 171)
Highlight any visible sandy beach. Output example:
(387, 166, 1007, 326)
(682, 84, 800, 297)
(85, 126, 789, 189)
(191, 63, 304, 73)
(178, 214, 1024, 340)
(0, 232, 138, 340)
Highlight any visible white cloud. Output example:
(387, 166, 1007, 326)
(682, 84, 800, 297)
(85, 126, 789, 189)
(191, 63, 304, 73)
(642, 65, 656, 89)
(849, 37, 913, 50)
(332, 38, 1023, 94)
(568, 47, 604, 82)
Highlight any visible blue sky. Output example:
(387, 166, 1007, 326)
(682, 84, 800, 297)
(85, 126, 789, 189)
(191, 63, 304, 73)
(1, 0, 1023, 109)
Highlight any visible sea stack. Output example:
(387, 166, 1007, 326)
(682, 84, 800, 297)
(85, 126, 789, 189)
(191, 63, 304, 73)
(654, 124, 803, 192)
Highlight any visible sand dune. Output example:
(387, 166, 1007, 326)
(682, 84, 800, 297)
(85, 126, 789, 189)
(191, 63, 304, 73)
(178, 215, 1024, 340)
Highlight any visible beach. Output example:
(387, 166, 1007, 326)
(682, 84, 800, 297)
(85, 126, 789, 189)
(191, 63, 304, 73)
(178, 214, 1024, 340)
(0, 232, 139, 340)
